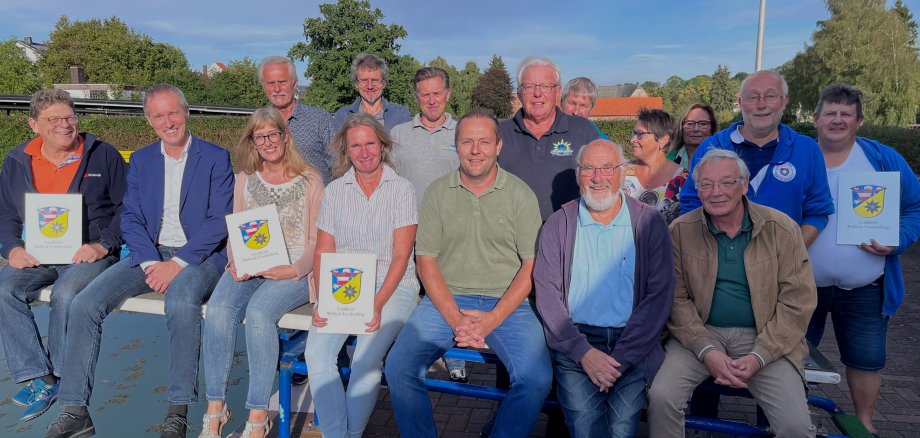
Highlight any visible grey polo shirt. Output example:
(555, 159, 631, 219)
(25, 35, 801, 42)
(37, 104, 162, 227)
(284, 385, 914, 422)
(416, 167, 541, 297)
(497, 109, 601, 220)
(391, 113, 459, 208)
(287, 103, 337, 184)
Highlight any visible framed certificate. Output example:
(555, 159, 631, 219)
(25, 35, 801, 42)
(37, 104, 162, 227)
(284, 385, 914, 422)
(25, 193, 83, 264)
(225, 204, 291, 276)
(837, 171, 900, 246)
(316, 253, 376, 334)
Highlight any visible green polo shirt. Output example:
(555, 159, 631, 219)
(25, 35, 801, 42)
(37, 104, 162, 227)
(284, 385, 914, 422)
(706, 206, 756, 328)
(416, 167, 541, 297)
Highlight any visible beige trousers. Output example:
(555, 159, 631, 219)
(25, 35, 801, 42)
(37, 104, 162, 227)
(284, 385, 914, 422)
(647, 326, 816, 438)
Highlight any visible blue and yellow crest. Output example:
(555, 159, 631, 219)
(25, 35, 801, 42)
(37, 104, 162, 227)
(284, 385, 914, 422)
(37, 206, 69, 238)
(330, 267, 363, 304)
(851, 185, 886, 218)
(550, 140, 573, 157)
(239, 219, 270, 250)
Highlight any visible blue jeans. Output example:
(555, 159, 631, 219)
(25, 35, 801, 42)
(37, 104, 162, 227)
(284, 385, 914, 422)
(203, 271, 309, 409)
(806, 281, 889, 371)
(0, 256, 117, 383)
(59, 247, 220, 406)
(552, 325, 647, 438)
(305, 284, 418, 438)
(385, 295, 552, 438)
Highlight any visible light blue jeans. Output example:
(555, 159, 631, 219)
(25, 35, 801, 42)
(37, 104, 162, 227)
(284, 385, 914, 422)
(59, 247, 220, 406)
(202, 271, 309, 409)
(0, 256, 117, 383)
(305, 284, 418, 438)
(384, 295, 553, 438)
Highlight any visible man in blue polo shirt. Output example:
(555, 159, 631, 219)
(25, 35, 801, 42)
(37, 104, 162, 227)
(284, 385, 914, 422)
(498, 56, 601, 220)
(679, 70, 834, 246)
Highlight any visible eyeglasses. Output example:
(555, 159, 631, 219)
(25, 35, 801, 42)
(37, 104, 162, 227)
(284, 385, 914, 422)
(578, 162, 626, 177)
(742, 93, 784, 105)
(630, 130, 655, 140)
(252, 130, 284, 146)
(357, 78, 383, 86)
(683, 120, 712, 130)
(41, 115, 79, 127)
(696, 178, 742, 192)
(519, 83, 558, 94)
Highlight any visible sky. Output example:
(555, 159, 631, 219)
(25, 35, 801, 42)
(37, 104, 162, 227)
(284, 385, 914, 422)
(3, 0, 919, 87)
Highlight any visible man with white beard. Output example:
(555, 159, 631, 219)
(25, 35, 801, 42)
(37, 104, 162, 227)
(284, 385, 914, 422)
(534, 139, 675, 436)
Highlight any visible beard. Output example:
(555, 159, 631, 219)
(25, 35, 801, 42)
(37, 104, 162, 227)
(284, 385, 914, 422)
(582, 184, 618, 211)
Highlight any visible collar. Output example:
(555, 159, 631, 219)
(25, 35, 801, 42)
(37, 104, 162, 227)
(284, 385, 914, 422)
(24, 135, 85, 167)
(577, 191, 630, 229)
(411, 113, 457, 132)
(160, 133, 193, 161)
(512, 107, 569, 136)
(704, 201, 752, 236)
(343, 163, 398, 185)
(288, 103, 306, 121)
(730, 124, 778, 148)
(448, 166, 508, 193)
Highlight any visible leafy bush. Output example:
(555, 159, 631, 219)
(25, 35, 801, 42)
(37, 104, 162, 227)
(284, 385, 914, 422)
(0, 114, 247, 167)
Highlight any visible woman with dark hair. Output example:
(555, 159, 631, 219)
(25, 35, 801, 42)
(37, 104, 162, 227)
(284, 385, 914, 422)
(624, 108, 688, 223)
(199, 107, 324, 438)
(668, 103, 718, 168)
(306, 113, 419, 438)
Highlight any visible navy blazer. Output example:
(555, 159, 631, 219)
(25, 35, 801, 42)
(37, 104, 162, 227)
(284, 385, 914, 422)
(120, 135, 233, 271)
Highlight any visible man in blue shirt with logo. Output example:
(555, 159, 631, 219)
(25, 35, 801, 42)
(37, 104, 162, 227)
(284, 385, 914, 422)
(498, 56, 601, 221)
(680, 70, 833, 246)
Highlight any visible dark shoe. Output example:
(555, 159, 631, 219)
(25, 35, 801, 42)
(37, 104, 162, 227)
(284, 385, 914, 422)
(11, 380, 36, 406)
(45, 412, 95, 438)
(160, 414, 189, 438)
(20, 379, 59, 422)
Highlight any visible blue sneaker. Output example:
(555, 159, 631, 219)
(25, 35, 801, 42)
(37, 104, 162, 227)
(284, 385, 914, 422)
(19, 379, 58, 422)
(11, 380, 36, 407)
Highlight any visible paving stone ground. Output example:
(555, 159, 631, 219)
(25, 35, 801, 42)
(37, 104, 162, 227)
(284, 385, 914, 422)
(355, 245, 920, 437)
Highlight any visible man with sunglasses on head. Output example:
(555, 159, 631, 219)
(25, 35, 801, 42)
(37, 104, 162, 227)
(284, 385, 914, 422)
(498, 56, 601, 221)
(680, 70, 833, 247)
(0, 89, 126, 424)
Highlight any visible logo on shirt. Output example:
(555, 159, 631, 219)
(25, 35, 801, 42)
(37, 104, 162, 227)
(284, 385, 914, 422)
(550, 140, 573, 157)
(83, 173, 102, 178)
(851, 185, 886, 218)
(440, 144, 457, 152)
(772, 162, 796, 182)
(330, 267, 364, 304)
(239, 219, 270, 250)
(37, 206, 70, 238)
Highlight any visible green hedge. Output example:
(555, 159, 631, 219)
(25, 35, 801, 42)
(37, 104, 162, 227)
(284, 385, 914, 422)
(0, 113, 247, 166)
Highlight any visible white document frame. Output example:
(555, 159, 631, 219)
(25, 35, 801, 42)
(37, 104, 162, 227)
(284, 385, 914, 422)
(25, 193, 83, 264)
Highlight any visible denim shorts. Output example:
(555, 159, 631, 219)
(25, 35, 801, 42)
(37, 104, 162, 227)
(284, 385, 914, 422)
(806, 280, 889, 371)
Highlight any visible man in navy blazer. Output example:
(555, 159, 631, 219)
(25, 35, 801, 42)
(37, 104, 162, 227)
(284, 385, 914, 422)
(46, 84, 234, 438)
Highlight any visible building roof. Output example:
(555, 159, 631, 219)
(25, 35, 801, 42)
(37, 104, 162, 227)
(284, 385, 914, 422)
(590, 97, 664, 118)
(597, 84, 647, 98)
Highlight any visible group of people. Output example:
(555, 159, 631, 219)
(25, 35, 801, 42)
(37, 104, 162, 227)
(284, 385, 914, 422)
(0, 51, 916, 438)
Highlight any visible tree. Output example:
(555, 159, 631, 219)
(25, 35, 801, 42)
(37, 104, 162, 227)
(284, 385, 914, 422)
(0, 38, 43, 95)
(288, 0, 419, 112)
(709, 65, 736, 112)
(781, 0, 920, 126)
(471, 55, 513, 118)
(205, 58, 265, 107)
(151, 68, 208, 105)
(38, 16, 189, 90)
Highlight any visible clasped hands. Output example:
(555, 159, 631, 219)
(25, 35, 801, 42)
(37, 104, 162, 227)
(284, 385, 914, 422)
(703, 349, 763, 389)
(450, 309, 500, 350)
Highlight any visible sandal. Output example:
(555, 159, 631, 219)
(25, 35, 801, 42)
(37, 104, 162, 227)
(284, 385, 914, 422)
(240, 418, 273, 438)
(197, 404, 231, 438)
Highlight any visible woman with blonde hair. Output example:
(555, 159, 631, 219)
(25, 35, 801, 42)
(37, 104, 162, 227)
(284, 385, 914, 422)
(306, 113, 419, 438)
(199, 107, 324, 438)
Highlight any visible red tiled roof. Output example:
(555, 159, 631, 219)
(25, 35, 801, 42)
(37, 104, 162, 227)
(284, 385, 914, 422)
(590, 97, 664, 117)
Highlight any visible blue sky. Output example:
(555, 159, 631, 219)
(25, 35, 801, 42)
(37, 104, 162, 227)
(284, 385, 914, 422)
(3, 0, 918, 86)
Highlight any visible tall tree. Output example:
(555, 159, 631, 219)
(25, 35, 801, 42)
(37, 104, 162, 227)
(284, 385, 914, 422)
(288, 0, 419, 112)
(38, 16, 188, 90)
(151, 68, 208, 105)
(0, 38, 43, 95)
(471, 55, 513, 119)
(781, 0, 920, 125)
(709, 65, 736, 113)
(205, 58, 265, 107)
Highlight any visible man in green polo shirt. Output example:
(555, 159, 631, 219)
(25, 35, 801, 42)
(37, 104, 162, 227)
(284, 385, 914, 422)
(385, 109, 552, 437)
(648, 148, 818, 437)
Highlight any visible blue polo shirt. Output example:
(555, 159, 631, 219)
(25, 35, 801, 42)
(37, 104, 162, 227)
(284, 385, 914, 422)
(568, 196, 635, 327)
(498, 109, 601, 220)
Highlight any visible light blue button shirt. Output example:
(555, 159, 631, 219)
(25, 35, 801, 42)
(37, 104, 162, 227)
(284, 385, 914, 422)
(568, 194, 635, 327)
